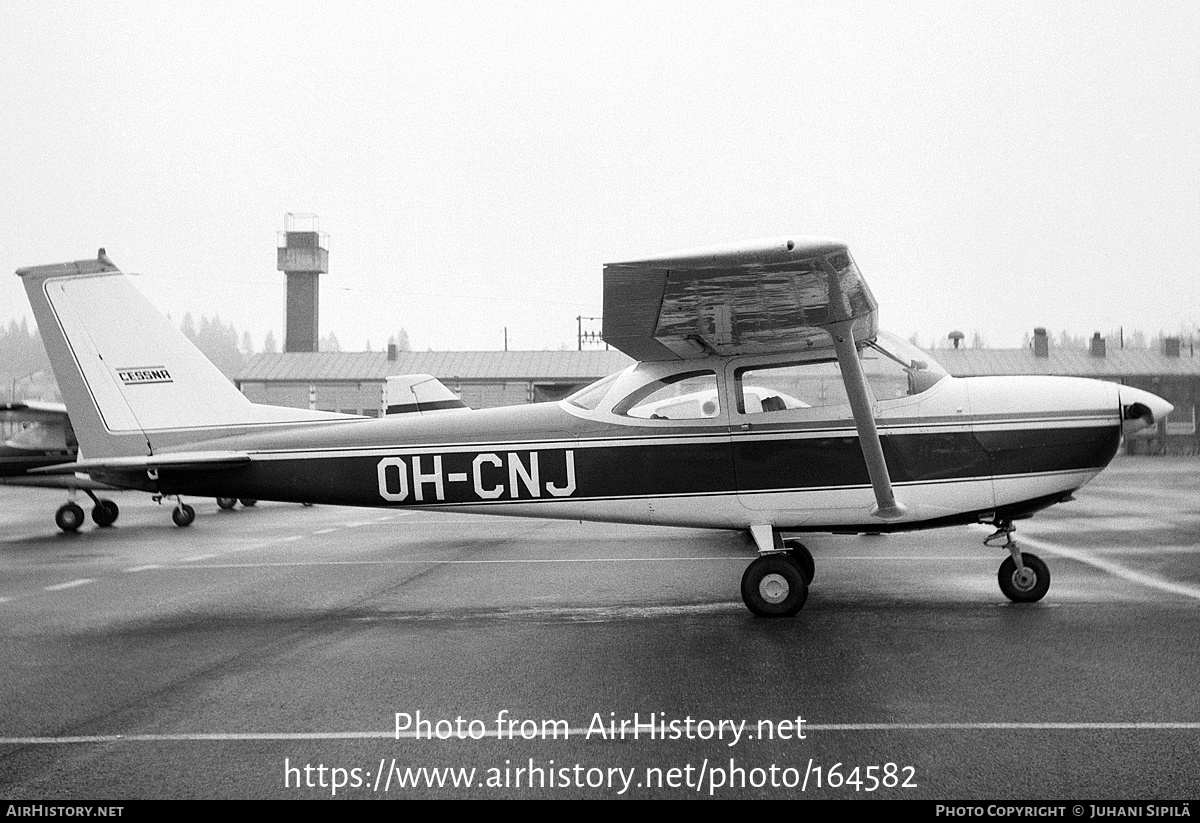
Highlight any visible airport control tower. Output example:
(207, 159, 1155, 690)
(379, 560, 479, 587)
(277, 213, 328, 353)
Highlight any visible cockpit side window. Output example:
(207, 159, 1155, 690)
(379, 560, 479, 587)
(613, 370, 720, 420)
(565, 372, 621, 411)
(735, 361, 838, 414)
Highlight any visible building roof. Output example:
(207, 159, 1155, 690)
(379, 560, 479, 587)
(237, 349, 634, 383)
(930, 347, 1200, 378)
(237, 345, 1200, 384)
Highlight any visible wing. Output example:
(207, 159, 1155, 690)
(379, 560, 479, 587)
(0, 401, 70, 426)
(602, 235, 878, 361)
(604, 234, 904, 521)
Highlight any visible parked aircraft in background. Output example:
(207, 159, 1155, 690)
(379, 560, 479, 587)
(1, 400, 266, 529)
(17, 238, 1171, 616)
(1, 400, 123, 530)
(2, 374, 467, 531)
(384, 374, 470, 416)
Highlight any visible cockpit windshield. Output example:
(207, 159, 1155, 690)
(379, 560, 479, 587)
(865, 331, 948, 398)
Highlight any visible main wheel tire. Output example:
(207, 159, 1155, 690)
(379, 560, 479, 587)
(216, 497, 237, 510)
(741, 554, 809, 617)
(782, 539, 815, 584)
(238, 499, 257, 507)
(92, 499, 119, 527)
(172, 503, 196, 527)
(998, 553, 1050, 603)
(56, 502, 85, 533)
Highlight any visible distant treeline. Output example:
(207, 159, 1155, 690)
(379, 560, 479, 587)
(178, 313, 248, 378)
(2, 315, 255, 400)
(0, 318, 50, 381)
(2, 316, 414, 401)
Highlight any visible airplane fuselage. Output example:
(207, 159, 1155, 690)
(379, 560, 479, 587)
(142, 368, 1128, 535)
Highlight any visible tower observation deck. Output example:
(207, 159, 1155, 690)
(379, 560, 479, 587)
(277, 213, 328, 353)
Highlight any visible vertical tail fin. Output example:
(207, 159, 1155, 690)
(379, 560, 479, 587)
(18, 250, 347, 460)
(385, 374, 470, 415)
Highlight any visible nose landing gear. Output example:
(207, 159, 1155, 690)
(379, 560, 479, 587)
(986, 521, 1050, 603)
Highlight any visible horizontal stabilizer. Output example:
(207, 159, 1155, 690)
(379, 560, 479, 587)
(31, 450, 251, 475)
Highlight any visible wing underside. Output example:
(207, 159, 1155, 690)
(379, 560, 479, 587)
(602, 235, 878, 361)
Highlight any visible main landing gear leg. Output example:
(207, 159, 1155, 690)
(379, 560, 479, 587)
(83, 489, 119, 527)
(986, 520, 1050, 603)
(741, 525, 809, 618)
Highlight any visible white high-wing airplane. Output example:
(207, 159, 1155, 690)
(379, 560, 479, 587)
(18, 238, 1171, 616)
(0, 400, 124, 530)
(1, 399, 270, 529)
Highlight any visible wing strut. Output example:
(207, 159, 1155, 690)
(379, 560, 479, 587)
(826, 318, 907, 521)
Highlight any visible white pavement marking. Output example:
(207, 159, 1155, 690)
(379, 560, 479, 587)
(1019, 533, 1200, 601)
(123, 565, 162, 573)
(164, 557, 755, 569)
(1031, 516, 1193, 533)
(44, 578, 95, 592)
(1, 533, 44, 543)
(313, 528, 339, 535)
(5, 721, 1200, 745)
(120, 555, 1001, 570)
(830, 556, 997, 561)
(180, 554, 216, 563)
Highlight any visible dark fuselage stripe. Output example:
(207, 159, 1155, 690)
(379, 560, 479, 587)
(156, 425, 1122, 509)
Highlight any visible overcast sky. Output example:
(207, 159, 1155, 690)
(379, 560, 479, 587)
(2, 1, 1197, 354)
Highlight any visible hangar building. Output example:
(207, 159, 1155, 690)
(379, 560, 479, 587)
(935, 329, 1199, 454)
(236, 347, 633, 415)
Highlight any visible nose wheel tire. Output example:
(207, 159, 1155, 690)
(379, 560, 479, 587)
(216, 497, 237, 510)
(741, 554, 809, 617)
(238, 499, 258, 507)
(998, 553, 1050, 603)
(172, 503, 196, 528)
(55, 502, 85, 533)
